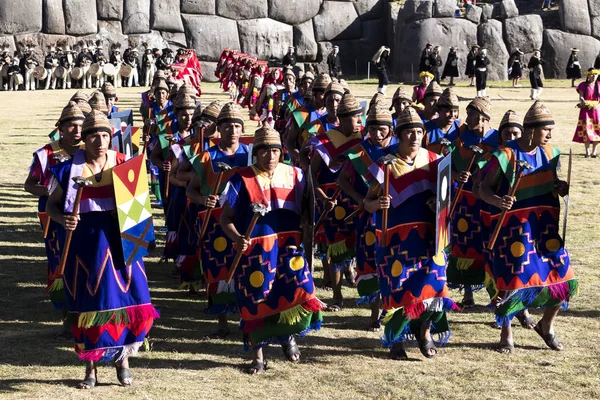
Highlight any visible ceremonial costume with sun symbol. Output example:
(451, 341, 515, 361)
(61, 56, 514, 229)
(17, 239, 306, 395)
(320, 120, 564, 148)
(190, 143, 249, 314)
(480, 141, 577, 326)
(344, 136, 398, 304)
(309, 128, 362, 270)
(223, 163, 325, 349)
(367, 145, 458, 347)
(51, 150, 159, 363)
(446, 127, 499, 290)
(30, 139, 83, 310)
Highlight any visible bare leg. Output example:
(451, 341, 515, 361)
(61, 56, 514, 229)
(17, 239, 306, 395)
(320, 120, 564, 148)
(419, 320, 437, 357)
(248, 343, 266, 374)
(585, 142, 591, 157)
(116, 356, 133, 386)
(591, 142, 599, 157)
(321, 257, 332, 288)
(368, 295, 382, 331)
(78, 361, 96, 389)
(461, 285, 475, 308)
(496, 323, 514, 354)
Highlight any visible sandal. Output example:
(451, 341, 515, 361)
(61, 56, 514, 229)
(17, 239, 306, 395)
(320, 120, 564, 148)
(281, 340, 301, 363)
(247, 359, 267, 375)
(116, 364, 133, 386)
(325, 302, 343, 312)
(367, 320, 381, 332)
(495, 343, 514, 354)
(390, 342, 408, 360)
(516, 311, 535, 330)
(534, 321, 563, 351)
(417, 325, 438, 358)
(78, 365, 97, 389)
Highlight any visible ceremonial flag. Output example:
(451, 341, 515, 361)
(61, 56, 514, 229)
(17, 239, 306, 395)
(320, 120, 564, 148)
(113, 154, 155, 266)
(435, 154, 452, 254)
(48, 129, 60, 142)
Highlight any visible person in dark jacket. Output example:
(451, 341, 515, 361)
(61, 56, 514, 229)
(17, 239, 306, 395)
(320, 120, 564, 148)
(475, 48, 489, 97)
(528, 50, 545, 100)
(508, 49, 524, 87)
(282, 46, 296, 67)
(327, 45, 342, 79)
(465, 44, 479, 87)
(373, 46, 390, 94)
(441, 46, 459, 86)
(429, 46, 443, 84)
(566, 48, 582, 87)
(419, 42, 433, 73)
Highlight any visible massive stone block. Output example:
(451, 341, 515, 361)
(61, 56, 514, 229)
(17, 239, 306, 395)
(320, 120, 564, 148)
(123, 0, 151, 34)
(238, 18, 293, 60)
(161, 31, 187, 48)
(503, 15, 543, 54)
(352, 0, 384, 21)
(481, 4, 494, 22)
(151, 0, 184, 32)
(269, 0, 322, 25)
(559, 0, 591, 35)
(97, 20, 128, 50)
(65, 0, 98, 35)
(97, 0, 123, 21)
(217, 0, 268, 20)
(200, 61, 219, 82)
(434, 0, 456, 18)
(393, 18, 477, 81)
(294, 20, 318, 61)
(542, 29, 600, 78)
(181, 0, 216, 15)
(386, 1, 403, 70)
(478, 19, 508, 80)
(465, 4, 482, 24)
(0, 0, 42, 34)
(0, 35, 16, 54)
(182, 14, 240, 61)
(398, 0, 432, 22)
(313, 1, 361, 41)
(43, 0, 66, 35)
(493, 0, 518, 19)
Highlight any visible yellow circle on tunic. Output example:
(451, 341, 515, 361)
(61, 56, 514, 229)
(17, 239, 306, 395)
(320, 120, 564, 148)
(546, 238, 561, 252)
(457, 218, 469, 233)
(213, 237, 227, 252)
(433, 251, 445, 266)
(334, 206, 346, 220)
(249, 271, 264, 288)
(391, 260, 403, 277)
(127, 169, 135, 183)
(289, 256, 305, 271)
(365, 231, 376, 246)
(511, 242, 526, 258)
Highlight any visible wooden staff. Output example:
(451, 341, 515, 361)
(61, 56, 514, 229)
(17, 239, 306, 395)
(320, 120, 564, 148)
(196, 162, 232, 247)
(379, 154, 397, 247)
(448, 145, 483, 219)
(438, 138, 451, 156)
(315, 186, 342, 232)
(43, 153, 69, 239)
(164, 136, 179, 200)
(562, 149, 573, 244)
(56, 177, 92, 277)
(225, 202, 268, 284)
(487, 160, 533, 250)
(343, 206, 363, 223)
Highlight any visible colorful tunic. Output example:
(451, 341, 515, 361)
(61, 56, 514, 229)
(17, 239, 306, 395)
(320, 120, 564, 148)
(423, 119, 461, 154)
(301, 114, 338, 143)
(367, 146, 457, 347)
(309, 129, 362, 270)
(343, 137, 398, 304)
(29, 140, 82, 310)
(572, 81, 600, 143)
(480, 141, 577, 326)
(191, 143, 250, 314)
(446, 127, 499, 290)
(50, 150, 159, 363)
(224, 163, 325, 348)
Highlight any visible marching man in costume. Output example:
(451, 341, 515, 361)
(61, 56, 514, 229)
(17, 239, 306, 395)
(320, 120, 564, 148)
(479, 101, 576, 353)
(45, 110, 159, 389)
(24, 102, 85, 339)
(220, 126, 325, 374)
(363, 106, 457, 360)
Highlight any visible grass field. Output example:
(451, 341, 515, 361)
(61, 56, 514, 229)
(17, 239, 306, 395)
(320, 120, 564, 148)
(0, 81, 599, 400)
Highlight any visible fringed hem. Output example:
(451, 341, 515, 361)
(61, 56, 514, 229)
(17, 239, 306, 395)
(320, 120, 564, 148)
(356, 292, 380, 306)
(76, 342, 143, 364)
(71, 304, 160, 329)
(204, 303, 239, 316)
(493, 279, 578, 327)
(47, 278, 64, 293)
(333, 257, 354, 273)
(243, 318, 323, 352)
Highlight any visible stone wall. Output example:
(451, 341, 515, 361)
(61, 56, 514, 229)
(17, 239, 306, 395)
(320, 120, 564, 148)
(0, 0, 599, 82)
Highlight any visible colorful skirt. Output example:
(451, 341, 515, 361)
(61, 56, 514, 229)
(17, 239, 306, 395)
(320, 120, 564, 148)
(163, 184, 187, 262)
(355, 212, 379, 305)
(572, 107, 600, 143)
(178, 201, 202, 291)
(63, 211, 158, 363)
(39, 212, 67, 311)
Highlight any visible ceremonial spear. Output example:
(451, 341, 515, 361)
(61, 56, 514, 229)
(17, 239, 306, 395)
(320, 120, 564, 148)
(43, 153, 69, 239)
(196, 162, 232, 247)
(448, 145, 483, 218)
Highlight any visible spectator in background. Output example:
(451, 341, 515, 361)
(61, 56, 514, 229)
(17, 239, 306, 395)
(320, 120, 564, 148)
(465, 44, 479, 87)
(282, 46, 296, 68)
(327, 45, 342, 79)
(566, 48, 582, 88)
(508, 49, 524, 88)
(442, 47, 459, 86)
(429, 46, 443, 84)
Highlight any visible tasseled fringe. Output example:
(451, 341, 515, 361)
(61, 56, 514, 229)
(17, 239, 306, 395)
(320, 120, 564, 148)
(381, 318, 454, 349)
(333, 258, 353, 272)
(77, 342, 143, 364)
(384, 298, 459, 323)
(216, 280, 236, 294)
(301, 297, 327, 313)
(241, 298, 325, 334)
(47, 278, 63, 293)
(243, 319, 324, 352)
(356, 292, 380, 306)
(327, 240, 349, 259)
(76, 304, 160, 329)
